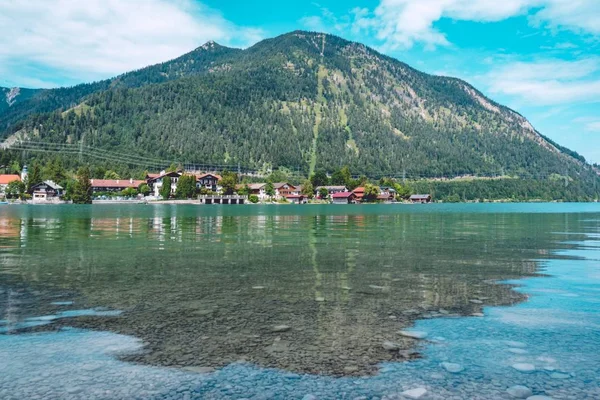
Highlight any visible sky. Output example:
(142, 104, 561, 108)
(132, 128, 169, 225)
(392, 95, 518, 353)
(1, 0, 599, 163)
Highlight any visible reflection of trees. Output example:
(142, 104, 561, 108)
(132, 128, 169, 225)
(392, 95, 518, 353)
(0, 208, 592, 375)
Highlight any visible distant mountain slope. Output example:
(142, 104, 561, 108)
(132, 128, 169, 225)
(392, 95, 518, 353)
(1, 31, 596, 188)
(0, 87, 41, 114)
(0, 42, 241, 131)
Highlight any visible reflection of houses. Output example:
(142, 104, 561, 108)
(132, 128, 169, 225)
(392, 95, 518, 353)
(0, 174, 21, 196)
(91, 179, 146, 193)
(409, 194, 432, 203)
(331, 192, 356, 204)
(30, 181, 63, 201)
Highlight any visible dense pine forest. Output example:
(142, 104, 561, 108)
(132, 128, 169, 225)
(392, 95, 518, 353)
(1, 31, 599, 201)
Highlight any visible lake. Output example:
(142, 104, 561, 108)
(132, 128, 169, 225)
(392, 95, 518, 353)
(0, 203, 599, 399)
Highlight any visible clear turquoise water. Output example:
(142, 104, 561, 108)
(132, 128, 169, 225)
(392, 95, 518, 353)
(0, 204, 599, 399)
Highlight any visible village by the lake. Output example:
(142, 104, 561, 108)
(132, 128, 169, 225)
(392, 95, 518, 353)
(3, 2, 600, 400)
(0, 166, 432, 205)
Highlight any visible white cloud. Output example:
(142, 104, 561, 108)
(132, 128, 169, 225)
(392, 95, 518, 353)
(300, 6, 351, 35)
(353, 0, 600, 50)
(0, 0, 264, 87)
(584, 121, 600, 132)
(484, 58, 600, 106)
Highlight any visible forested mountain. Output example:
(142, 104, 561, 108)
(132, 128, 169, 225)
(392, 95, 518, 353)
(1, 31, 598, 198)
(0, 87, 41, 115)
(0, 41, 241, 132)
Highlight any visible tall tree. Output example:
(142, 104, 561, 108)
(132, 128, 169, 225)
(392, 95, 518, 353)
(363, 183, 380, 202)
(71, 166, 92, 204)
(330, 166, 351, 186)
(159, 176, 172, 199)
(301, 179, 314, 199)
(220, 171, 238, 195)
(175, 174, 197, 199)
(104, 170, 121, 180)
(265, 182, 275, 199)
(27, 162, 43, 192)
(310, 170, 329, 188)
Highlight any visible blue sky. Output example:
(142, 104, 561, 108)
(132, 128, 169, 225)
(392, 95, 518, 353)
(1, 0, 599, 163)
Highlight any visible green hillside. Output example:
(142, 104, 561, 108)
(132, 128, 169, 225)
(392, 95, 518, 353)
(1, 31, 598, 200)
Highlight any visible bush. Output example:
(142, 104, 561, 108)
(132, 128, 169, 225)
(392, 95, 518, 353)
(249, 194, 259, 203)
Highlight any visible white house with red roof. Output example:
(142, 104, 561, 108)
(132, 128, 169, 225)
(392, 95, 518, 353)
(0, 174, 21, 197)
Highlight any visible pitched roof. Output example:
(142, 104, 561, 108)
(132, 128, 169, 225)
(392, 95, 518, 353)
(90, 179, 145, 188)
(146, 173, 161, 179)
(31, 180, 63, 190)
(196, 173, 222, 181)
(273, 182, 295, 189)
(352, 187, 365, 193)
(316, 186, 347, 191)
(332, 192, 355, 198)
(410, 194, 431, 200)
(147, 171, 182, 182)
(0, 175, 21, 185)
(248, 183, 267, 190)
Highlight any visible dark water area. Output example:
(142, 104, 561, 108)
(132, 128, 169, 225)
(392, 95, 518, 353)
(0, 203, 599, 399)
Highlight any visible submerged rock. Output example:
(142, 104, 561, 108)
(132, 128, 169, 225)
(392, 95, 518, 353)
(550, 372, 570, 379)
(401, 387, 427, 399)
(382, 341, 400, 351)
(512, 363, 536, 373)
(506, 385, 533, 398)
(508, 348, 528, 354)
(271, 325, 291, 333)
(398, 330, 428, 340)
(182, 366, 215, 374)
(440, 362, 463, 373)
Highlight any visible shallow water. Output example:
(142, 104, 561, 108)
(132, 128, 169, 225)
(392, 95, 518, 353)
(0, 203, 599, 399)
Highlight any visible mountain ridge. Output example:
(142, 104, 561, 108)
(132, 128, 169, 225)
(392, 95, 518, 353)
(0, 30, 596, 197)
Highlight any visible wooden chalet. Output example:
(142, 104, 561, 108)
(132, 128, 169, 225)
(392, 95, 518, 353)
(331, 191, 356, 204)
(409, 194, 432, 203)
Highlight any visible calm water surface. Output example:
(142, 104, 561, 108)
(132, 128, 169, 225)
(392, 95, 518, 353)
(0, 203, 599, 399)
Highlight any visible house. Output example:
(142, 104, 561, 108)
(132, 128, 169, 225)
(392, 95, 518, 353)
(331, 191, 356, 204)
(196, 173, 221, 192)
(145, 172, 161, 180)
(246, 183, 268, 200)
(29, 181, 63, 201)
(286, 194, 306, 204)
(410, 194, 432, 203)
(377, 193, 395, 202)
(147, 171, 182, 197)
(273, 182, 296, 199)
(352, 187, 365, 202)
(0, 174, 22, 196)
(315, 186, 347, 198)
(90, 179, 146, 193)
